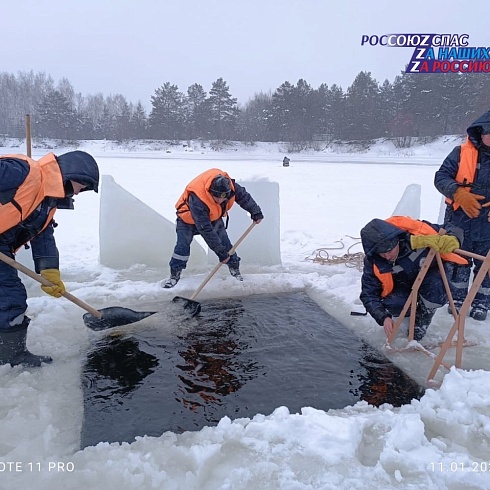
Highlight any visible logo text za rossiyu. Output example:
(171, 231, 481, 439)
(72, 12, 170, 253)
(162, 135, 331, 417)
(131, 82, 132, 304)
(361, 34, 490, 74)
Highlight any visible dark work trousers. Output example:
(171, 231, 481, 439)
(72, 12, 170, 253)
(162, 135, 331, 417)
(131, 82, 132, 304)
(0, 246, 28, 328)
(445, 236, 490, 309)
(169, 218, 240, 271)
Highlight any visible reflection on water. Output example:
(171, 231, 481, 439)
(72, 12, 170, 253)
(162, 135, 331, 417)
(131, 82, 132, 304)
(176, 300, 256, 412)
(84, 336, 159, 396)
(81, 293, 423, 448)
(353, 342, 423, 406)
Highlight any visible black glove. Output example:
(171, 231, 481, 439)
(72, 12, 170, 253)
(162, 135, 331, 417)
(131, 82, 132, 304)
(251, 212, 264, 221)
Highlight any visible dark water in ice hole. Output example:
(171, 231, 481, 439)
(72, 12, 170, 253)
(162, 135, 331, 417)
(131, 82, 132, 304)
(80, 292, 423, 448)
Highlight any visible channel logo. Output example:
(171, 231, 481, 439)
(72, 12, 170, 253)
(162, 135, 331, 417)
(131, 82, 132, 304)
(361, 33, 490, 74)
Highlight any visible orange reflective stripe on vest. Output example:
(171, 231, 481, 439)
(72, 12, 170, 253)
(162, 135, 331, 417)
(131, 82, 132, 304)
(444, 137, 479, 211)
(175, 168, 236, 224)
(373, 216, 467, 297)
(373, 264, 394, 298)
(0, 153, 65, 235)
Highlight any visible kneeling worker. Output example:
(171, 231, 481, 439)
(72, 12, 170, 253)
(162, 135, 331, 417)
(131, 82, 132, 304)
(359, 216, 466, 341)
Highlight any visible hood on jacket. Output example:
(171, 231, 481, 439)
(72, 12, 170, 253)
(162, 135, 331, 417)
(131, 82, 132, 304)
(466, 110, 490, 148)
(360, 218, 405, 258)
(56, 151, 99, 194)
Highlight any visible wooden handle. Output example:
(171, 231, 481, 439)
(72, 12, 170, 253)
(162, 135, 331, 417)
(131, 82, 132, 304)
(190, 222, 257, 301)
(0, 251, 102, 319)
(455, 248, 485, 261)
(25, 114, 32, 158)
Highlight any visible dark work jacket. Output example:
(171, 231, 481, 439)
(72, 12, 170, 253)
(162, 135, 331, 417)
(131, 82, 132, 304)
(434, 110, 490, 241)
(183, 181, 261, 259)
(0, 152, 99, 272)
(0, 157, 60, 271)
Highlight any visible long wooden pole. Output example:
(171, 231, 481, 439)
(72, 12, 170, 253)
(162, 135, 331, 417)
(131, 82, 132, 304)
(427, 248, 490, 381)
(189, 222, 257, 301)
(25, 114, 32, 157)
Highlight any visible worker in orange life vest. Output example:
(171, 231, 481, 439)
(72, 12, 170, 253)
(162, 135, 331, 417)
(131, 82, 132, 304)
(163, 168, 263, 288)
(0, 151, 99, 367)
(435, 110, 490, 321)
(360, 217, 464, 341)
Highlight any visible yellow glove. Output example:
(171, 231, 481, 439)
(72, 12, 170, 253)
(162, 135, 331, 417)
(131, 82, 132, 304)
(410, 235, 460, 254)
(453, 187, 485, 218)
(40, 269, 66, 298)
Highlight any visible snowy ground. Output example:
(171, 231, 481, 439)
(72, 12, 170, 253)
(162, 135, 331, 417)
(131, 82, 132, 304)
(1, 137, 490, 489)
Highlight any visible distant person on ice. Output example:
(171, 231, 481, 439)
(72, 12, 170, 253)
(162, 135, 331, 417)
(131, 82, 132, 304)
(359, 216, 465, 341)
(0, 151, 100, 367)
(163, 168, 263, 288)
(434, 109, 490, 321)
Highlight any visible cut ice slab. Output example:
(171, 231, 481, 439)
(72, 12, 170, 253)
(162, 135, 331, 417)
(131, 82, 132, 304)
(391, 183, 421, 219)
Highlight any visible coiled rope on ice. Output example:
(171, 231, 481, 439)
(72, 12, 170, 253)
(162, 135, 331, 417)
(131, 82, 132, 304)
(304, 236, 364, 271)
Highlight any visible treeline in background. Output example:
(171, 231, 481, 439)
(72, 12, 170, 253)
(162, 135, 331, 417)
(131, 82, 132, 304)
(1, 69, 490, 150)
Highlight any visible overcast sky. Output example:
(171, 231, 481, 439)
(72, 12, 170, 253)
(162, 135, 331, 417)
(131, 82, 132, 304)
(4, 0, 489, 108)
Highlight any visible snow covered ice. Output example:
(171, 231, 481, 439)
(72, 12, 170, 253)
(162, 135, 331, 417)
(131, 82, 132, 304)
(1, 137, 490, 489)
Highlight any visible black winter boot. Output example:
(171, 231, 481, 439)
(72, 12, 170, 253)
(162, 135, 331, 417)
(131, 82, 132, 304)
(470, 306, 488, 321)
(0, 318, 52, 367)
(414, 302, 436, 342)
(447, 301, 463, 315)
(228, 264, 243, 281)
(162, 269, 181, 289)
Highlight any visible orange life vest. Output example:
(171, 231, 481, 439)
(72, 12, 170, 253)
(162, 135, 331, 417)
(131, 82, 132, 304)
(0, 153, 65, 244)
(175, 168, 236, 224)
(373, 216, 467, 298)
(445, 137, 479, 211)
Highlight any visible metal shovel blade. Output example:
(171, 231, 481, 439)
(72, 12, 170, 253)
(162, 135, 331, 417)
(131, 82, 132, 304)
(83, 307, 156, 331)
(172, 296, 201, 317)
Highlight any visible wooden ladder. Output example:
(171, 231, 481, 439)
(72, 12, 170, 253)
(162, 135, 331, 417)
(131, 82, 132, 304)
(384, 242, 490, 385)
